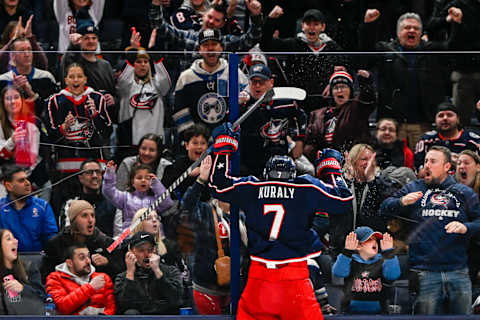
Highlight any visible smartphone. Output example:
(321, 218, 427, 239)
(3, 275, 18, 298)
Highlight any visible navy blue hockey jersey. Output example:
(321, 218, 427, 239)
(240, 97, 307, 177)
(414, 129, 480, 169)
(209, 154, 353, 264)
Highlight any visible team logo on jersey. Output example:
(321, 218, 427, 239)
(66, 118, 95, 141)
(129, 92, 158, 110)
(260, 118, 288, 144)
(197, 92, 227, 124)
(32, 208, 39, 218)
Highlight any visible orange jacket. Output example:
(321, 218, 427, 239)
(46, 270, 116, 315)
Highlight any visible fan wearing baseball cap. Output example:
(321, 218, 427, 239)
(114, 231, 183, 315)
(259, 6, 350, 113)
(236, 62, 309, 178)
(172, 28, 248, 139)
(333, 226, 400, 314)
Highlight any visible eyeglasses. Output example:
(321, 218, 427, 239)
(83, 169, 102, 176)
(332, 84, 349, 91)
(250, 78, 268, 86)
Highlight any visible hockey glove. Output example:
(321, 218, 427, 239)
(212, 122, 240, 155)
(315, 148, 343, 177)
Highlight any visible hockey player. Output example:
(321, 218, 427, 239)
(207, 122, 353, 319)
(172, 29, 248, 139)
(415, 100, 480, 173)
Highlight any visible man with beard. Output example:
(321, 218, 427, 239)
(0, 165, 57, 252)
(172, 28, 247, 139)
(45, 244, 116, 315)
(57, 159, 116, 237)
(380, 146, 480, 314)
(414, 100, 480, 174)
(42, 200, 123, 282)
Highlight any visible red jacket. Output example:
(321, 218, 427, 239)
(46, 269, 116, 315)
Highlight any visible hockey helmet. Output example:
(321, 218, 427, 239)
(263, 155, 296, 180)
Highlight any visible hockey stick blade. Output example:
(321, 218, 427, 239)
(272, 87, 306, 101)
(107, 88, 276, 253)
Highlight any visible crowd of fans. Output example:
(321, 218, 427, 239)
(0, 0, 479, 316)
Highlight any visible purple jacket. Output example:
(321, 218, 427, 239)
(102, 167, 174, 230)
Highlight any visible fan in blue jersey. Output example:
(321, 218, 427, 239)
(206, 122, 353, 320)
(414, 100, 480, 173)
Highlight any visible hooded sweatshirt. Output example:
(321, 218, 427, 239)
(45, 262, 115, 315)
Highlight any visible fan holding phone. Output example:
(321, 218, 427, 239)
(0, 229, 46, 314)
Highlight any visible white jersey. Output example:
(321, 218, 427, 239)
(53, 0, 105, 52)
(116, 59, 171, 145)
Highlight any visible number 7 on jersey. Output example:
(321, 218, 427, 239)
(263, 204, 286, 241)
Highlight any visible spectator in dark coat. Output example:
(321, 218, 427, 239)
(358, 10, 461, 150)
(41, 200, 123, 282)
(260, 8, 349, 113)
(374, 118, 414, 170)
(114, 231, 182, 315)
(304, 69, 376, 160)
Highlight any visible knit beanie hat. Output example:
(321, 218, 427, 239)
(68, 200, 94, 224)
(329, 71, 353, 90)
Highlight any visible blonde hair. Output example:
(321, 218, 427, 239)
(347, 143, 374, 166)
(130, 208, 167, 256)
(346, 143, 378, 179)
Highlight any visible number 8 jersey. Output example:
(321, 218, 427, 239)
(209, 154, 353, 264)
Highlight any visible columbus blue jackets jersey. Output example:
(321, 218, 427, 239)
(170, 7, 203, 31)
(240, 96, 307, 177)
(47, 87, 112, 172)
(209, 154, 353, 264)
(414, 129, 480, 169)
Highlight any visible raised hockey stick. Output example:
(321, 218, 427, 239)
(107, 87, 306, 252)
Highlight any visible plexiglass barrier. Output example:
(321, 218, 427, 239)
(2, 48, 480, 318)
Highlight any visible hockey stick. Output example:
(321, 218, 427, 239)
(107, 87, 306, 252)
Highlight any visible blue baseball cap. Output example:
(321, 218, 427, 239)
(76, 19, 99, 36)
(354, 226, 383, 243)
(249, 64, 272, 80)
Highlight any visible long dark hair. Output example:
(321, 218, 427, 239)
(0, 229, 28, 284)
(137, 133, 164, 173)
(0, 86, 24, 139)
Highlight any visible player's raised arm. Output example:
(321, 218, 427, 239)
(208, 123, 257, 203)
(311, 148, 353, 208)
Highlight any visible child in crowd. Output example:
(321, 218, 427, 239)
(102, 160, 174, 233)
(332, 226, 401, 314)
